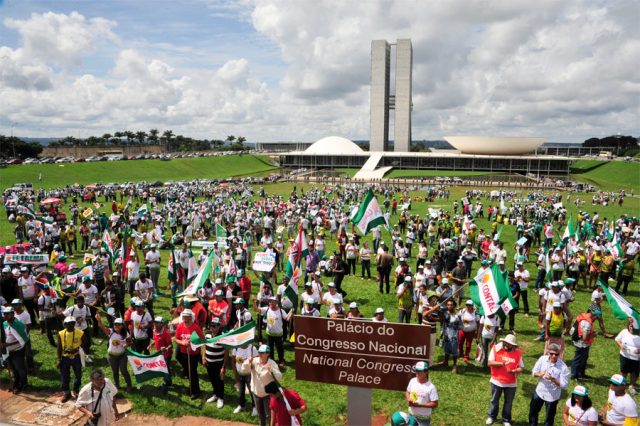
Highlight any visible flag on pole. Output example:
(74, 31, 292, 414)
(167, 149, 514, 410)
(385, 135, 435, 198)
(167, 248, 178, 282)
(136, 204, 149, 219)
(599, 281, 640, 331)
(186, 248, 199, 284)
(294, 225, 309, 260)
(190, 321, 256, 350)
(351, 189, 387, 235)
(179, 249, 214, 296)
(66, 263, 94, 285)
(101, 230, 114, 260)
(126, 349, 170, 384)
(494, 225, 504, 242)
(499, 197, 506, 212)
(610, 232, 624, 260)
(469, 264, 513, 316)
(562, 216, 576, 242)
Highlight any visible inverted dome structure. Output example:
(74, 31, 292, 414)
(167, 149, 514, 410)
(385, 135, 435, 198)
(304, 136, 364, 155)
(444, 136, 546, 155)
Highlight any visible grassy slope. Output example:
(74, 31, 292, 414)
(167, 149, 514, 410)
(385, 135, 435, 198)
(0, 155, 277, 190)
(570, 160, 640, 191)
(1, 175, 640, 424)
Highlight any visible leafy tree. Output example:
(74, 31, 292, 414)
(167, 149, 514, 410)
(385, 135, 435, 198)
(225, 135, 236, 144)
(0, 135, 43, 159)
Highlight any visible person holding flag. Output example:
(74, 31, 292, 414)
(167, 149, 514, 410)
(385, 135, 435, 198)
(240, 344, 283, 426)
(173, 309, 204, 400)
(1, 306, 29, 394)
(265, 380, 307, 426)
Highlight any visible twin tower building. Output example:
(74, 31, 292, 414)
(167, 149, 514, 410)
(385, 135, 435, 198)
(370, 39, 412, 153)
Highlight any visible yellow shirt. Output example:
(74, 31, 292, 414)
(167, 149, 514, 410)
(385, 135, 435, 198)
(59, 329, 84, 357)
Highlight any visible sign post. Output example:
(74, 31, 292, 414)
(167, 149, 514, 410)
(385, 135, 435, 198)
(293, 316, 431, 425)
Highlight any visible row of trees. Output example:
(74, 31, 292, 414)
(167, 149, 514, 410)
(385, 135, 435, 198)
(0, 135, 43, 159)
(47, 130, 248, 152)
(582, 135, 638, 155)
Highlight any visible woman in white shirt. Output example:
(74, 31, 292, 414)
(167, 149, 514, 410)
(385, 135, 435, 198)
(562, 385, 597, 425)
(615, 318, 640, 393)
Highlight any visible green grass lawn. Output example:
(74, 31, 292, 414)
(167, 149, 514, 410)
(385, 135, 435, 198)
(1, 175, 639, 424)
(0, 155, 277, 190)
(570, 160, 640, 192)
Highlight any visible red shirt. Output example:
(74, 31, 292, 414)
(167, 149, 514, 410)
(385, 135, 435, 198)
(174, 322, 203, 355)
(239, 276, 252, 302)
(269, 388, 304, 426)
(124, 308, 134, 325)
(208, 299, 229, 326)
(153, 327, 173, 359)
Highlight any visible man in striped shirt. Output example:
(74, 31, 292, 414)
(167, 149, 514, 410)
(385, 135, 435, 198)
(203, 317, 228, 408)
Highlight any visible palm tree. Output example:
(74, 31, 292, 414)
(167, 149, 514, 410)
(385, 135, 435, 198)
(124, 131, 135, 145)
(237, 136, 246, 147)
(136, 131, 147, 145)
(102, 133, 112, 144)
(225, 135, 236, 144)
(148, 129, 159, 145)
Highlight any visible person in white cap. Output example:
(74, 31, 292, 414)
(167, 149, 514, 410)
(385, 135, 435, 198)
(173, 308, 204, 399)
(486, 334, 524, 426)
(528, 343, 569, 426)
(203, 317, 228, 408)
(300, 297, 320, 317)
(239, 344, 283, 426)
(2, 306, 29, 394)
(129, 300, 152, 354)
(562, 385, 597, 426)
(459, 300, 479, 363)
(372, 307, 388, 323)
(94, 312, 133, 391)
(322, 282, 342, 313)
(406, 361, 438, 426)
(347, 302, 363, 319)
(397, 275, 414, 324)
(144, 244, 162, 293)
(232, 340, 259, 415)
(601, 374, 638, 425)
(514, 262, 530, 317)
(328, 299, 345, 319)
(58, 315, 85, 402)
(544, 301, 567, 359)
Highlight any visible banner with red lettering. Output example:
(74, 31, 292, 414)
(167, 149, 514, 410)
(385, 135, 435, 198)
(126, 349, 170, 384)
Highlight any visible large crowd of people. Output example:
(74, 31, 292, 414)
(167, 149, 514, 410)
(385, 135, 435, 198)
(1, 179, 638, 425)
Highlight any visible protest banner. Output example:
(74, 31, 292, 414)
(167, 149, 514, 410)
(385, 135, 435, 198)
(252, 252, 276, 272)
(3, 254, 50, 265)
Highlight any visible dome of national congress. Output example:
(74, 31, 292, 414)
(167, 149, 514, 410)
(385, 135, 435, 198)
(304, 136, 364, 155)
(444, 136, 546, 155)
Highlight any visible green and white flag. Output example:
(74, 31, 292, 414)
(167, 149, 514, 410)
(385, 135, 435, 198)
(190, 321, 256, 350)
(351, 189, 387, 235)
(167, 247, 178, 282)
(469, 264, 512, 316)
(178, 249, 214, 296)
(216, 223, 227, 241)
(126, 349, 170, 384)
(136, 204, 148, 219)
(599, 281, 640, 331)
(562, 215, 576, 242)
(66, 263, 94, 285)
(610, 232, 623, 260)
(101, 230, 114, 260)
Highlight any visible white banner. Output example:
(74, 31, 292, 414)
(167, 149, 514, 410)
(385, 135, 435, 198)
(3, 254, 49, 265)
(252, 252, 276, 272)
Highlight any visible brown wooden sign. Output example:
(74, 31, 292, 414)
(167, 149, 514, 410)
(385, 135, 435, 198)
(293, 316, 431, 391)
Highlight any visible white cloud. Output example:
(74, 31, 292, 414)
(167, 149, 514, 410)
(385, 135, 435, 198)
(0, 2, 638, 142)
(4, 11, 117, 69)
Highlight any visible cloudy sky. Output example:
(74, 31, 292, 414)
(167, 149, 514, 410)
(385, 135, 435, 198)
(0, 0, 638, 143)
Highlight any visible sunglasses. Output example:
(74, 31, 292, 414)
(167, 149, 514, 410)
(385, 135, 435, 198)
(549, 352, 559, 356)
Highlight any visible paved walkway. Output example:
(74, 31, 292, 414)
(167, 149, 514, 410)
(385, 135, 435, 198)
(0, 388, 252, 426)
